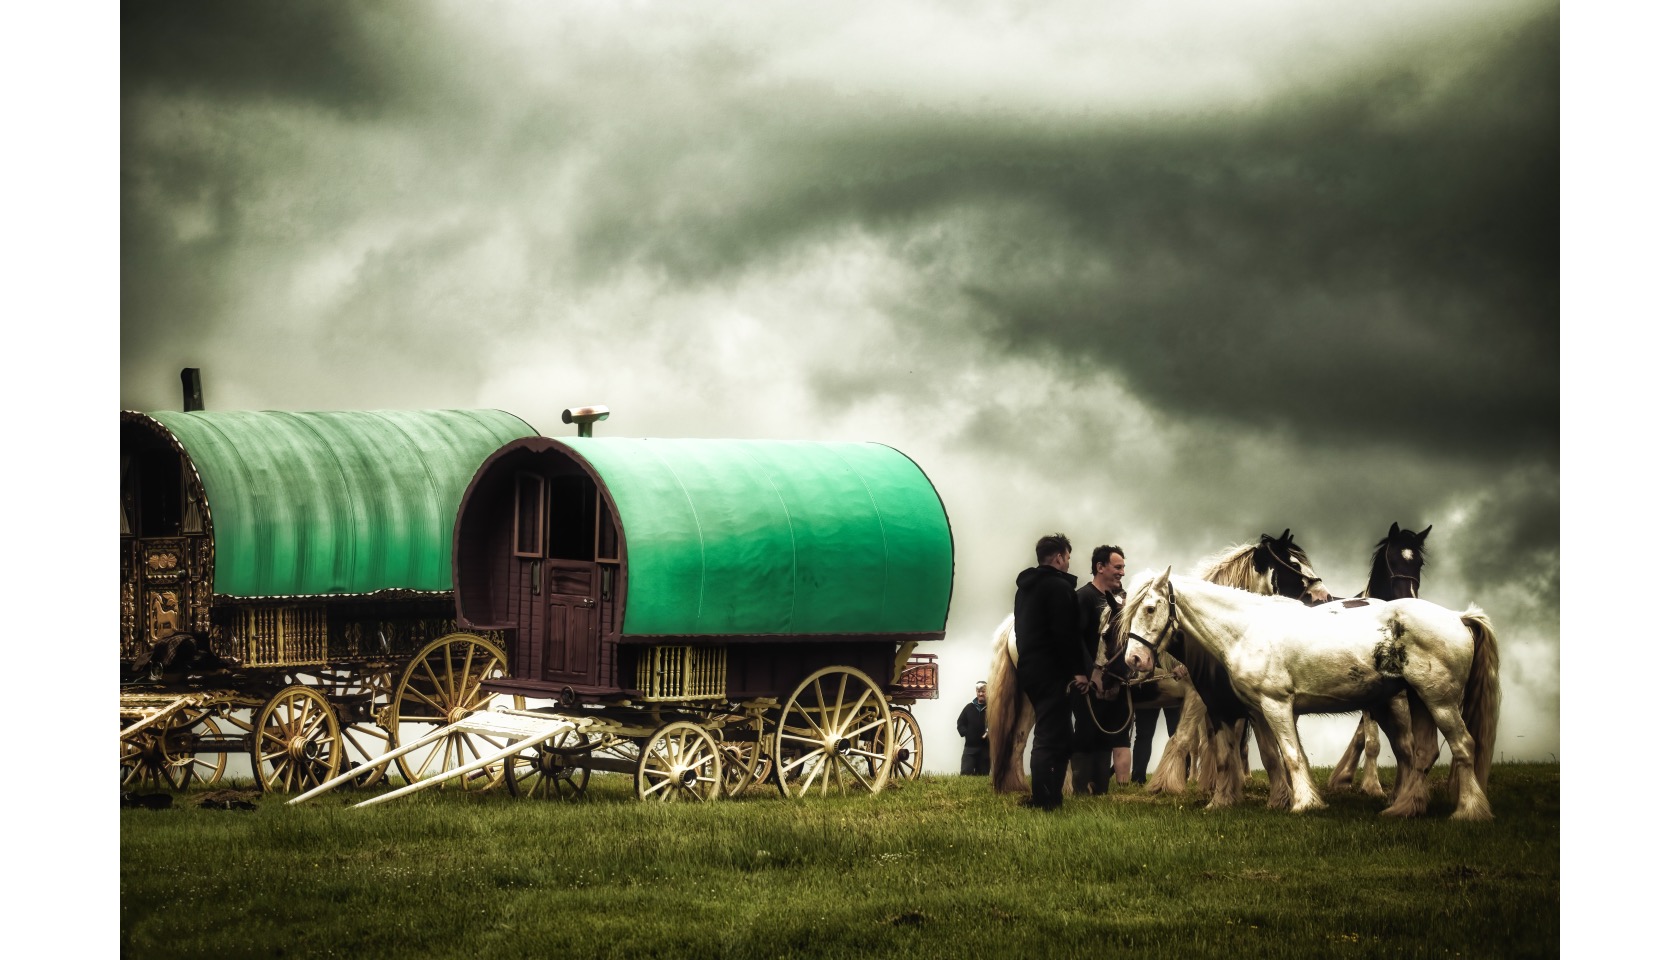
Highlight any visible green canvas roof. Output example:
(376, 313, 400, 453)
(562, 438, 953, 637)
(139, 409, 537, 598)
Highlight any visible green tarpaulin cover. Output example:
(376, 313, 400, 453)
(142, 409, 537, 597)
(562, 438, 953, 637)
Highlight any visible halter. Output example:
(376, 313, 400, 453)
(1123, 578, 1180, 666)
(1261, 539, 1318, 601)
(1381, 541, 1420, 597)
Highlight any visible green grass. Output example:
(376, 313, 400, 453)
(121, 764, 1559, 959)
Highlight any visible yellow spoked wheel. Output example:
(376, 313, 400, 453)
(773, 666, 893, 798)
(504, 727, 593, 800)
(636, 721, 722, 802)
(252, 686, 343, 793)
(121, 710, 228, 791)
(388, 634, 520, 790)
(881, 708, 923, 781)
(719, 738, 762, 798)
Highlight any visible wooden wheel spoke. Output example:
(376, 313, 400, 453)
(401, 687, 450, 717)
(458, 645, 476, 702)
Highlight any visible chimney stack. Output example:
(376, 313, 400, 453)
(181, 368, 204, 412)
(561, 405, 610, 437)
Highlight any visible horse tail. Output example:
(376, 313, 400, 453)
(1458, 605, 1501, 791)
(987, 617, 1032, 793)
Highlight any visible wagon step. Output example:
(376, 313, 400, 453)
(286, 709, 582, 808)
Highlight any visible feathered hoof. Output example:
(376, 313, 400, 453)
(1378, 802, 1425, 818)
(1449, 805, 1494, 822)
(1325, 775, 1352, 793)
(1359, 783, 1388, 799)
(1289, 798, 1327, 814)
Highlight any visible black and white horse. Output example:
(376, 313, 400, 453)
(1120, 569, 1500, 819)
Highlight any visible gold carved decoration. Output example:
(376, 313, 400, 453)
(145, 552, 180, 572)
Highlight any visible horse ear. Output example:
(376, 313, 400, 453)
(1280, 528, 1290, 541)
(1419, 524, 1431, 540)
(1389, 521, 1400, 538)
(1160, 565, 1172, 583)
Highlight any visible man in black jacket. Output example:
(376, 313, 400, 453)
(1013, 533, 1088, 810)
(1071, 544, 1130, 794)
(956, 681, 989, 775)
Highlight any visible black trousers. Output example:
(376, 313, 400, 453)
(1024, 681, 1074, 809)
(960, 744, 990, 775)
(1130, 705, 1182, 784)
(1070, 692, 1128, 794)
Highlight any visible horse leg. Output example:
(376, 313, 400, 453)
(1326, 719, 1364, 793)
(1357, 714, 1385, 797)
(1248, 716, 1293, 810)
(1147, 691, 1201, 795)
(1203, 718, 1244, 809)
(1254, 697, 1325, 813)
(1370, 697, 1425, 818)
(1415, 689, 1493, 821)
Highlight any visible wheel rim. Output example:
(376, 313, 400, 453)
(252, 686, 342, 793)
(773, 666, 893, 798)
(504, 728, 592, 800)
(636, 722, 722, 802)
(323, 668, 396, 788)
(719, 739, 762, 797)
(121, 710, 226, 791)
(886, 709, 923, 780)
(388, 634, 519, 790)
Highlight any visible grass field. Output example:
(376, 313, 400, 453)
(120, 763, 1559, 959)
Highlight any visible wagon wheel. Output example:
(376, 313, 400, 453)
(719, 739, 762, 798)
(251, 686, 343, 793)
(503, 727, 593, 800)
(636, 721, 722, 802)
(773, 666, 893, 798)
(877, 708, 923, 781)
(120, 710, 228, 791)
(387, 633, 521, 791)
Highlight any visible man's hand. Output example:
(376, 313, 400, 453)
(1071, 674, 1092, 694)
(1171, 664, 1188, 681)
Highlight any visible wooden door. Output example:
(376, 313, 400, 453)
(542, 561, 599, 684)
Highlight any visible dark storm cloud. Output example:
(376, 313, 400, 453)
(121, 0, 415, 114)
(565, 10, 1557, 462)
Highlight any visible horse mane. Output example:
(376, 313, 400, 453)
(1192, 543, 1272, 595)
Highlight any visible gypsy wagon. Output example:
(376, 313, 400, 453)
(295, 433, 951, 804)
(119, 400, 539, 793)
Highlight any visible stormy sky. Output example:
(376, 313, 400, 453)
(119, 0, 1559, 772)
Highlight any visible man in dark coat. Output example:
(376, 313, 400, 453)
(1071, 544, 1130, 794)
(956, 681, 989, 775)
(1013, 533, 1088, 810)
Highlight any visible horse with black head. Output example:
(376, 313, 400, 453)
(1118, 565, 1499, 819)
(1325, 523, 1432, 796)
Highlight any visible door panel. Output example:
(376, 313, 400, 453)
(543, 561, 599, 684)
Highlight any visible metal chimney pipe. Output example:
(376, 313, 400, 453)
(561, 405, 610, 437)
(181, 368, 204, 412)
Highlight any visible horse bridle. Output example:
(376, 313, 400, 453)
(1122, 578, 1181, 668)
(1382, 541, 1420, 598)
(1262, 539, 1318, 602)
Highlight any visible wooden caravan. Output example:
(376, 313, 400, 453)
(438, 435, 954, 799)
(120, 405, 538, 793)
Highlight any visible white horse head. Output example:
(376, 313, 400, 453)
(1120, 566, 1173, 676)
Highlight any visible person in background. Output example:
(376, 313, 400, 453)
(1013, 533, 1088, 811)
(956, 681, 989, 775)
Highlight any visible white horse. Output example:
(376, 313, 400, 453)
(986, 533, 1315, 798)
(1119, 569, 1500, 820)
